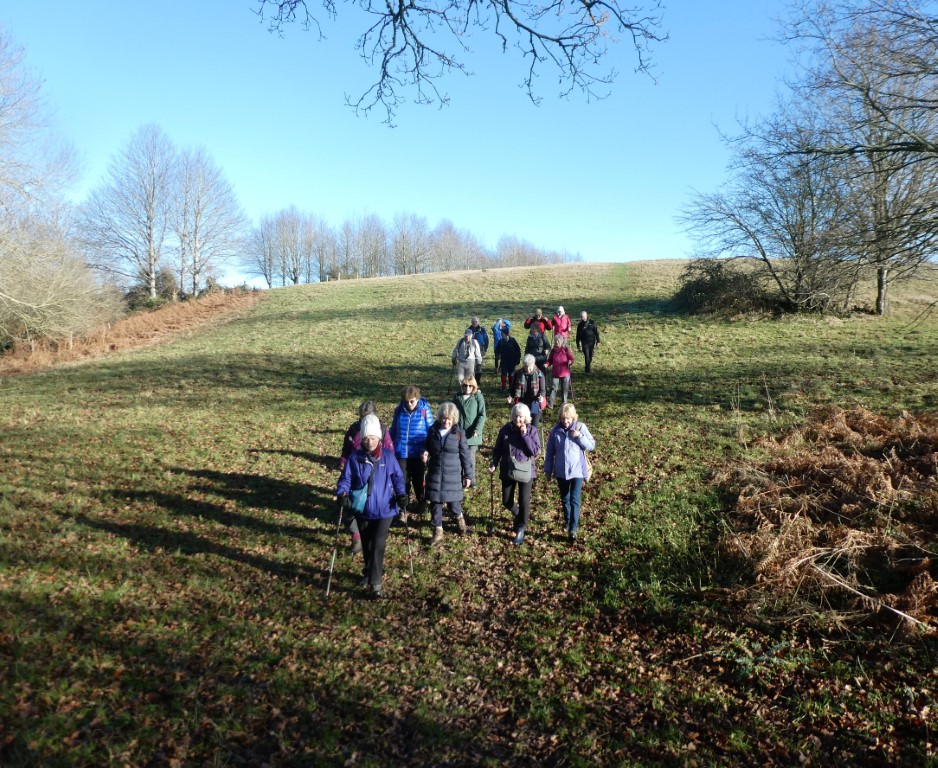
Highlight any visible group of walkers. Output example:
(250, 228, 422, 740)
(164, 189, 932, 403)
(334, 308, 600, 599)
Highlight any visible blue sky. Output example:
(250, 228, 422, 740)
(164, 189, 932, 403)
(4, 1, 794, 283)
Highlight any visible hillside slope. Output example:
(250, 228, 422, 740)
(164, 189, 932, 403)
(1, 261, 936, 766)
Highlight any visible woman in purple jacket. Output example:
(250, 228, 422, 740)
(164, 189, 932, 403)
(489, 403, 541, 545)
(337, 415, 407, 598)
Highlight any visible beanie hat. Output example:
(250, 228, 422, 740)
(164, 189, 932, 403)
(464, 328, 473, 337)
(360, 414, 382, 440)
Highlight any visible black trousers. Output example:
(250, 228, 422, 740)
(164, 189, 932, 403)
(581, 342, 596, 373)
(501, 478, 533, 531)
(398, 456, 426, 501)
(357, 515, 394, 588)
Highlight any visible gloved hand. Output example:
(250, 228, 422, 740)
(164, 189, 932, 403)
(395, 494, 409, 509)
(335, 493, 349, 518)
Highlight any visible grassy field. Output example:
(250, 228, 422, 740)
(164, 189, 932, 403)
(1, 261, 937, 766)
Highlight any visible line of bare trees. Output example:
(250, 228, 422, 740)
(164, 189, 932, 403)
(680, 0, 938, 316)
(241, 209, 580, 288)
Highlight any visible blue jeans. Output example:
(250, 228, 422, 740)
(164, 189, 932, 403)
(556, 477, 583, 534)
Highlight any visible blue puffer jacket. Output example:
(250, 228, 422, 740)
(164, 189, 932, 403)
(390, 398, 434, 459)
(336, 447, 406, 520)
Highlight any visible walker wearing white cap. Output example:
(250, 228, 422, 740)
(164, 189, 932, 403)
(552, 305, 572, 341)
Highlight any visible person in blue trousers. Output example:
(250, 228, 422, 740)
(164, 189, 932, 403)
(543, 403, 596, 541)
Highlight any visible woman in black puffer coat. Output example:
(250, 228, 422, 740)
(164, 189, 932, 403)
(423, 401, 473, 547)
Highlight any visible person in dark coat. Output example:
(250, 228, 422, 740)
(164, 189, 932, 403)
(423, 402, 473, 546)
(576, 311, 601, 374)
(337, 415, 407, 598)
(489, 403, 541, 545)
(498, 326, 522, 392)
(524, 325, 550, 374)
(338, 400, 394, 555)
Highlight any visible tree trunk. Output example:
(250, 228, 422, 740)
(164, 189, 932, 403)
(876, 266, 889, 316)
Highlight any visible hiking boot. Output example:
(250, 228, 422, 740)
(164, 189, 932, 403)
(369, 584, 382, 599)
(430, 526, 444, 547)
(513, 528, 525, 546)
(398, 510, 409, 526)
(456, 515, 467, 534)
(349, 537, 362, 554)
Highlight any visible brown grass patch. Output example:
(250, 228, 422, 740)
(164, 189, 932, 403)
(0, 289, 265, 376)
(720, 406, 938, 630)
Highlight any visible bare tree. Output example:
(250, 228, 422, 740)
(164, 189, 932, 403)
(244, 214, 278, 288)
(431, 219, 490, 271)
(0, 29, 78, 214)
(80, 124, 177, 300)
(785, 5, 938, 313)
(356, 213, 389, 277)
(0, 218, 122, 347)
(254, 0, 666, 124)
(392, 212, 431, 274)
(784, 0, 938, 157)
(173, 146, 245, 296)
(680, 106, 862, 312)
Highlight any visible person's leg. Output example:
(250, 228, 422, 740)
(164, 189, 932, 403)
(561, 376, 571, 403)
(467, 444, 478, 485)
(517, 481, 532, 530)
(569, 477, 583, 536)
(557, 477, 572, 531)
(408, 456, 426, 505)
(357, 515, 374, 583)
(583, 342, 594, 373)
(366, 516, 394, 592)
(430, 501, 444, 529)
(501, 478, 515, 512)
(451, 499, 467, 533)
(530, 400, 541, 429)
(550, 377, 559, 408)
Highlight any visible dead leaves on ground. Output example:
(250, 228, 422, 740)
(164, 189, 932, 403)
(721, 406, 938, 629)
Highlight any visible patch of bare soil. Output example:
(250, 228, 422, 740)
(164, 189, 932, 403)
(0, 289, 265, 377)
(720, 406, 938, 631)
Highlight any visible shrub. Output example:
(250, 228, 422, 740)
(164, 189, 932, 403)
(673, 258, 780, 316)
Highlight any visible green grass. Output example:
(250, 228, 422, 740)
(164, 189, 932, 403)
(1, 262, 937, 766)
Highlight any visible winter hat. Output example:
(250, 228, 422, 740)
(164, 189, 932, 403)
(464, 328, 473, 337)
(360, 414, 382, 440)
(557, 306, 565, 315)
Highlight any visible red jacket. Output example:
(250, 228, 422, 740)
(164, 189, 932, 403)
(547, 346, 574, 378)
(523, 315, 552, 334)
(552, 312, 571, 338)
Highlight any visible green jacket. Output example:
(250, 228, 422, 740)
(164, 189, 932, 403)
(454, 391, 487, 446)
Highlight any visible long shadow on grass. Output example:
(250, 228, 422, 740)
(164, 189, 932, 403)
(171, 467, 336, 523)
(76, 514, 324, 583)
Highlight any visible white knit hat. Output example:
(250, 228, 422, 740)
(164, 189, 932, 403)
(360, 414, 382, 440)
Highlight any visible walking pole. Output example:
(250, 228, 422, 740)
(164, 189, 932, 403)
(489, 460, 495, 528)
(325, 496, 346, 597)
(404, 494, 415, 577)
